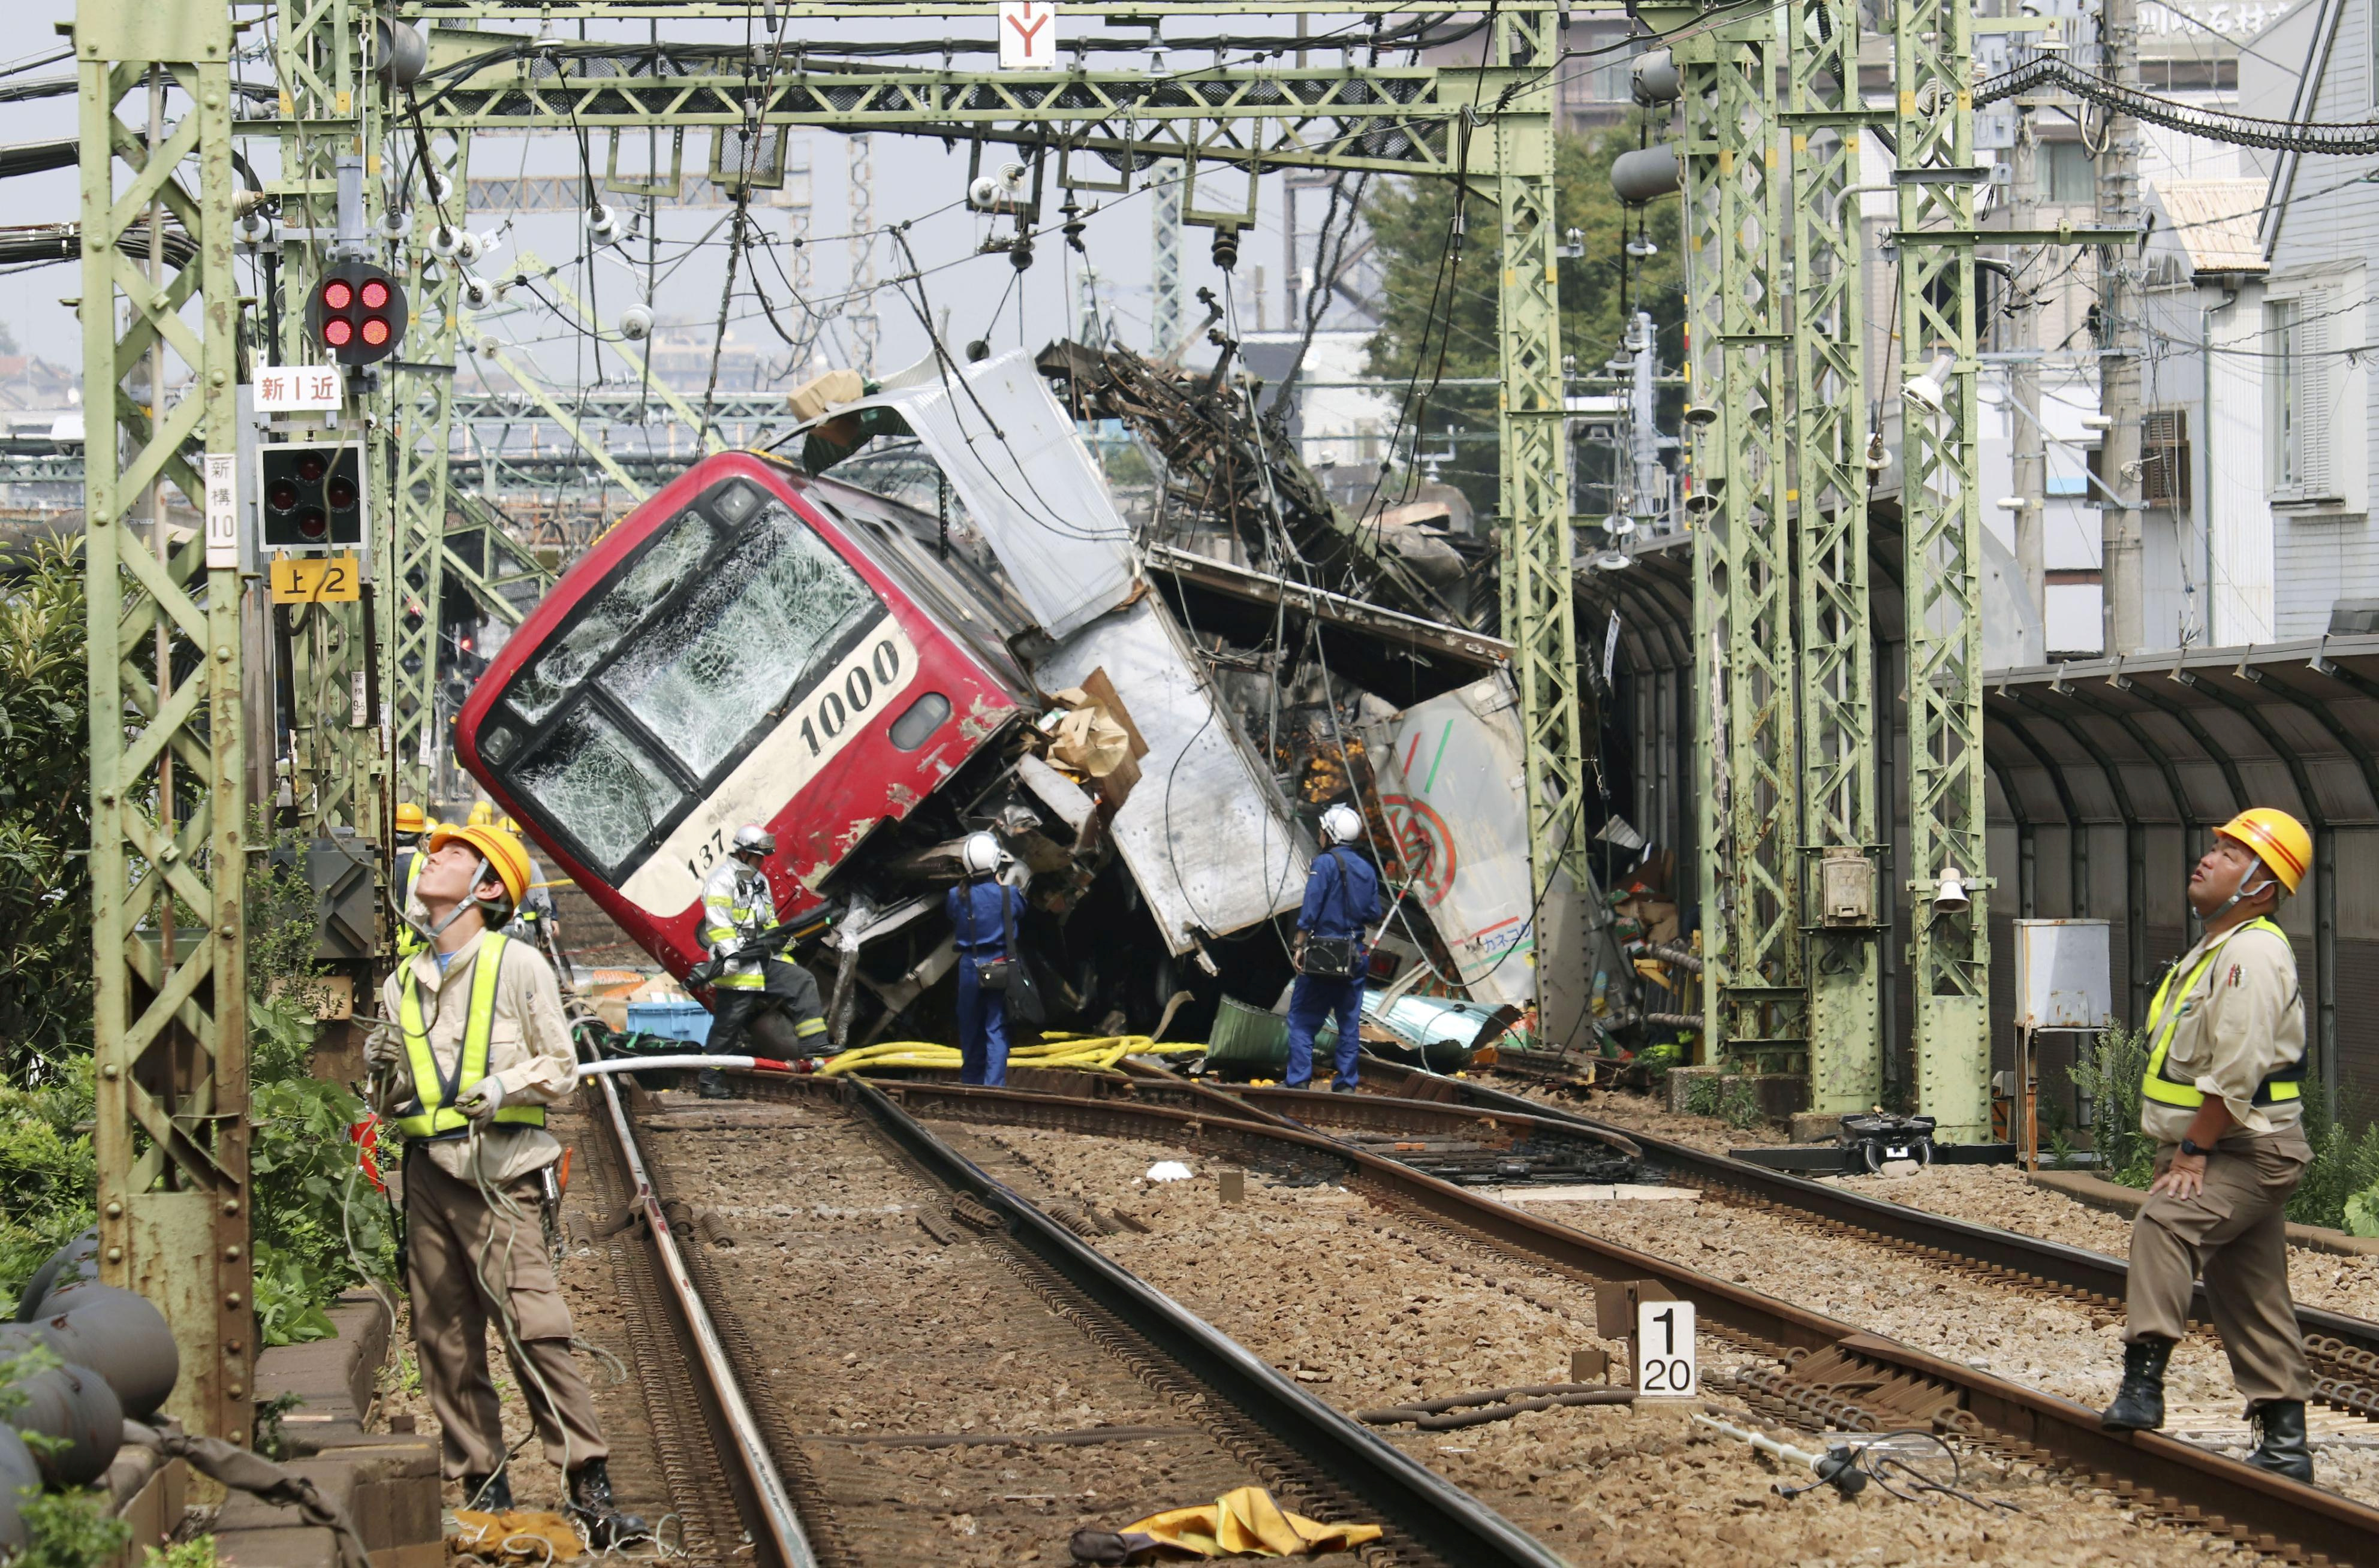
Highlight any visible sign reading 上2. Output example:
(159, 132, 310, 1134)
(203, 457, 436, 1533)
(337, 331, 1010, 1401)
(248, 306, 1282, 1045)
(1634, 1298, 1697, 1398)
(269, 552, 363, 604)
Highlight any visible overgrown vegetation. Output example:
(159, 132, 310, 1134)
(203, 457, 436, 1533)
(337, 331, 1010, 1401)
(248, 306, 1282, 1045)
(0, 533, 390, 1344)
(2071, 1026, 2379, 1232)
(244, 832, 394, 1346)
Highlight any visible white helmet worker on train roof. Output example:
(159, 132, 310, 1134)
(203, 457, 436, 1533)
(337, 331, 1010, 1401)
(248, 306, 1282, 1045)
(961, 831, 1004, 876)
(730, 823, 776, 863)
(1319, 804, 1364, 847)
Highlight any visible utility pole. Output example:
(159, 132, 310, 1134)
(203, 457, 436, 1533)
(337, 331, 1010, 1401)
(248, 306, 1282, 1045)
(2010, 105, 2047, 632)
(2097, 0, 2145, 653)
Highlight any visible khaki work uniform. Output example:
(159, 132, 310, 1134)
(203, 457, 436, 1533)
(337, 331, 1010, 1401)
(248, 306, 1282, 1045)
(368, 928, 609, 1479)
(2125, 917, 2314, 1407)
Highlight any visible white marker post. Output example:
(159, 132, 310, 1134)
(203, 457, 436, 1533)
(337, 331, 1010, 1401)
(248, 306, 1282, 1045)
(998, 0, 1058, 68)
(1634, 1298, 1697, 1398)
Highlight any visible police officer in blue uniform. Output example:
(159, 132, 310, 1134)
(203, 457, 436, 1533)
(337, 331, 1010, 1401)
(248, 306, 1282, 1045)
(947, 831, 1018, 1087)
(1285, 804, 1386, 1093)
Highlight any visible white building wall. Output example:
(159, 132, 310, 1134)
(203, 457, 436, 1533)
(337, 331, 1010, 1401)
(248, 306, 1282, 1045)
(2208, 287, 2276, 642)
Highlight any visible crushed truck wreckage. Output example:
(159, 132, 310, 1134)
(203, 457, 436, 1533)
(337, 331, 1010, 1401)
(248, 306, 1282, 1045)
(454, 337, 1639, 1062)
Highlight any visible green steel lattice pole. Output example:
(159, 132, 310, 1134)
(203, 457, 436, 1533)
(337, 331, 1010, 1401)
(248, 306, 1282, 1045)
(1893, 0, 1993, 1140)
(1788, 0, 1883, 1111)
(77, 0, 251, 1443)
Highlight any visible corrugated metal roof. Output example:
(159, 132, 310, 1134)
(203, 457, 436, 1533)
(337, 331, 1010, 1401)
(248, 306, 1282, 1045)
(2155, 179, 2270, 277)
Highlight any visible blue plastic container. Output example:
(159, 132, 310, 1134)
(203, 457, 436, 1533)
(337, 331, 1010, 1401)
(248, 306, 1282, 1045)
(625, 1000, 713, 1046)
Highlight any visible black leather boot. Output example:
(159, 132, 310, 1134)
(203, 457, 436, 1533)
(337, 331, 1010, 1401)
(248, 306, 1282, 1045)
(461, 1470, 514, 1513)
(567, 1457, 650, 1548)
(2100, 1336, 2173, 1431)
(2244, 1399, 2314, 1482)
(696, 1068, 734, 1100)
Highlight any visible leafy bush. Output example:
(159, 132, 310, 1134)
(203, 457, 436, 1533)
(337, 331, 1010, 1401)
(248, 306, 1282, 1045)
(14, 1489, 131, 1568)
(144, 1536, 217, 1568)
(0, 1059, 95, 1316)
(0, 543, 94, 1087)
(2069, 1027, 2155, 1189)
(243, 840, 393, 1348)
(2288, 1075, 2379, 1231)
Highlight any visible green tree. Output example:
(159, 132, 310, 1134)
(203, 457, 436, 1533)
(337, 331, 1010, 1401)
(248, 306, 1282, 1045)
(0, 542, 95, 1082)
(1362, 126, 1685, 521)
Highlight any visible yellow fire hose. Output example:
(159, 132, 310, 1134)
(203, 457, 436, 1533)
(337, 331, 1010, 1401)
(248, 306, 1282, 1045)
(815, 1035, 1204, 1076)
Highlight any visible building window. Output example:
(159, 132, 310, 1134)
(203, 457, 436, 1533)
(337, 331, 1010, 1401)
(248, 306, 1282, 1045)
(2266, 295, 2336, 501)
(2270, 299, 2301, 491)
(2044, 142, 2095, 204)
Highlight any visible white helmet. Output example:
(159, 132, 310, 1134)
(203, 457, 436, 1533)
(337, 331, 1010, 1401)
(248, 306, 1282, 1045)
(961, 831, 1004, 876)
(731, 823, 776, 859)
(1320, 804, 1363, 846)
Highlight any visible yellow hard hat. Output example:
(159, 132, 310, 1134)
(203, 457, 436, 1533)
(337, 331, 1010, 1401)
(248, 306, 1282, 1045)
(499, 816, 523, 837)
(395, 801, 427, 835)
(426, 822, 532, 906)
(466, 800, 497, 828)
(2216, 807, 2310, 894)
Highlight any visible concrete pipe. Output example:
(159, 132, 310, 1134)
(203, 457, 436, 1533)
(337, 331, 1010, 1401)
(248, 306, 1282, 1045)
(12, 1283, 180, 1419)
(0, 1426, 38, 1554)
(1631, 48, 1682, 104)
(1610, 144, 1682, 206)
(13, 1229, 98, 1323)
(6, 1363, 124, 1488)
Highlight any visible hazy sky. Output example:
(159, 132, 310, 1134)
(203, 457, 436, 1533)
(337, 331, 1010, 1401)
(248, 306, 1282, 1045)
(8, 3, 1374, 391)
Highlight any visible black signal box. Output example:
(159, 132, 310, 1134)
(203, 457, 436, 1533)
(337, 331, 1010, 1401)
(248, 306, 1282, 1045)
(260, 442, 365, 548)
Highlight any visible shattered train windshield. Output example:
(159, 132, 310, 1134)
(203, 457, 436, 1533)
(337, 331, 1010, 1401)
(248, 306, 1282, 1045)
(487, 480, 884, 879)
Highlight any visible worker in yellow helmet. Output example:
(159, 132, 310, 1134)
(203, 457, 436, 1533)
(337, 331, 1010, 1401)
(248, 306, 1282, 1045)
(2101, 807, 2315, 1482)
(362, 822, 645, 1543)
(466, 800, 497, 829)
(393, 804, 430, 960)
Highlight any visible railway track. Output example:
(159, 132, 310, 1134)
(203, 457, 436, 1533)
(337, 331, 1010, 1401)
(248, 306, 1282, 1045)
(1338, 1059, 2379, 1421)
(722, 1066, 2379, 1566)
(565, 1059, 1567, 1568)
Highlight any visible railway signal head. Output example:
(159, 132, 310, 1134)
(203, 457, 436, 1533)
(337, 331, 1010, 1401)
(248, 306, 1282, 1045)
(260, 442, 365, 548)
(306, 260, 406, 367)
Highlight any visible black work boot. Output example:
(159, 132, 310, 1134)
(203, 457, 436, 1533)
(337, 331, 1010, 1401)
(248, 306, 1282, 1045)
(567, 1457, 650, 1548)
(696, 1067, 734, 1100)
(461, 1469, 514, 1513)
(2100, 1336, 2173, 1431)
(2244, 1399, 2315, 1482)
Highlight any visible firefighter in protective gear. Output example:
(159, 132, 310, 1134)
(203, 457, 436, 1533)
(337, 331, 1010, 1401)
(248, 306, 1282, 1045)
(393, 803, 432, 960)
(947, 831, 1017, 1087)
(2100, 807, 2316, 1482)
(363, 824, 646, 1543)
(695, 823, 827, 1098)
(1284, 804, 1385, 1093)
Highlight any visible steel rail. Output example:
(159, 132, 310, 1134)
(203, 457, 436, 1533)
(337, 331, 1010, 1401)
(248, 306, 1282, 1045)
(840, 1075, 1571, 1568)
(829, 1073, 2379, 1568)
(581, 1063, 821, 1568)
(1341, 1060, 2379, 1361)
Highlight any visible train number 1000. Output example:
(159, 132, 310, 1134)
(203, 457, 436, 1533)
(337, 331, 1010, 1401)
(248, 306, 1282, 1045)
(797, 637, 904, 757)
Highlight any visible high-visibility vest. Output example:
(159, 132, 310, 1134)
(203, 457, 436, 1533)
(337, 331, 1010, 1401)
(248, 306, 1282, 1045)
(393, 932, 547, 1139)
(2139, 916, 2304, 1110)
(701, 863, 773, 991)
(394, 850, 426, 959)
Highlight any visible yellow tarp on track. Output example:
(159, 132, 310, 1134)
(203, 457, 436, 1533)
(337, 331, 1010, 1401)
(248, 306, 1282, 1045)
(816, 1036, 1203, 1076)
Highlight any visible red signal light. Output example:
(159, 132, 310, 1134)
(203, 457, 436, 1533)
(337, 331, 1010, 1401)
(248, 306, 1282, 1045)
(323, 318, 353, 347)
(297, 452, 327, 483)
(360, 279, 390, 309)
(362, 319, 390, 346)
(323, 279, 353, 310)
(307, 261, 405, 366)
(326, 474, 358, 509)
(297, 508, 329, 541)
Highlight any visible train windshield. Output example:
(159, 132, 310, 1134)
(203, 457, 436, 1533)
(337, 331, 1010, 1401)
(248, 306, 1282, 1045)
(475, 476, 883, 878)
